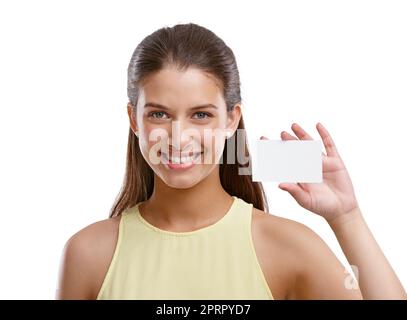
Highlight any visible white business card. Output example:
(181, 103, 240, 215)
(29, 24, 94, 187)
(252, 139, 323, 183)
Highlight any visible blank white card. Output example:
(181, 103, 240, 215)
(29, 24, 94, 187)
(252, 140, 323, 183)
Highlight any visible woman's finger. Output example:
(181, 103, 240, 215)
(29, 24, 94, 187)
(291, 123, 313, 140)
(316, 122, 339, 157)
(283, 128, 327, 158)
(264, 128, 328, 159)
(281, 131, 297, 140)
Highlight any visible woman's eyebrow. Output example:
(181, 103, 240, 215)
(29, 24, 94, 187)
(144, 102, 218, 110)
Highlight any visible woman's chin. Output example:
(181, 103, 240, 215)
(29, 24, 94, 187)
(158, 167, 206, 189)
(163, 176, 200, 189)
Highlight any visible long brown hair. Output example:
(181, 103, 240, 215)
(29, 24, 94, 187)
(109, 23, 269, 218)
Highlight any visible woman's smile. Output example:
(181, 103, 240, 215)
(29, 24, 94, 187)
(159, 150, 203, 169)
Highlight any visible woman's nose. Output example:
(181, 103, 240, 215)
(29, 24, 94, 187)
(168, 120, 201, 152)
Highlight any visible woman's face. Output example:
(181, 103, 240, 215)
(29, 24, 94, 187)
(127, 66, 241, 189)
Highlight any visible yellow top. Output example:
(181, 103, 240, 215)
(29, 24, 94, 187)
(97, 196, 274, 300)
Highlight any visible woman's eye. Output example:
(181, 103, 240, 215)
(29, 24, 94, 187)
(149, 111, 169, 119)
(193, 112, 212, 119)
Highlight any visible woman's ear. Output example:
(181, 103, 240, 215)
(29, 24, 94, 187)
(226, 103, 242, 137)
(127, 102, 138, 134)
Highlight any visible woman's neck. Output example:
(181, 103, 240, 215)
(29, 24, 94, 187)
(138, 167, 234, 232)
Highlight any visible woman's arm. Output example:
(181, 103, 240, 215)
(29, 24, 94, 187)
(261, 122, 406, 299)
(285, 219, 363, 299)
(327, 207, 406, 299)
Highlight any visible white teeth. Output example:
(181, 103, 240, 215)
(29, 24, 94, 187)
(161, 152, 201, 164)
(172, 156, 181, 164)
(181, 156, 193, 163)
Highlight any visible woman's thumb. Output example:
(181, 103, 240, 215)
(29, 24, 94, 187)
(279, 183, 308, 207)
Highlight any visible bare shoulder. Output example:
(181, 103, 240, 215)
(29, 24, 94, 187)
(252, 207, 326, 252)
(250, 207, 319, 299)
(56, 215, 121, 300)
(251, 207, 362, 299)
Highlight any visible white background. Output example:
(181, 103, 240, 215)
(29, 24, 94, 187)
(0, 0, 406, 299)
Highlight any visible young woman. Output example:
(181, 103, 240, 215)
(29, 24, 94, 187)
(56, 23, 406, 300)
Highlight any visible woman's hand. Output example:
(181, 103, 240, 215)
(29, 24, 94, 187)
(261, 122, 360, 223)
(261, 123, 407, 299)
